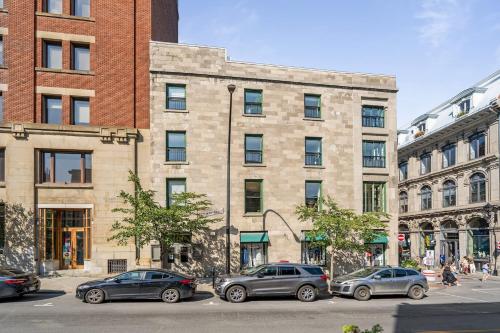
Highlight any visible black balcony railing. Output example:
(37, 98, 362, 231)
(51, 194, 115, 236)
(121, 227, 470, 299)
(363, 155, 386, 168)
(305, 153, 322, 166)
(167, 148, 186, 162)
(167, 98, 186, 110)
(362, 116, 384, 128)
(245, 151, 262, 164)
(305, 107, 321, 119)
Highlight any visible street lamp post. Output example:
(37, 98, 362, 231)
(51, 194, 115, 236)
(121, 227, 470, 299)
(226, 84, 236, 274)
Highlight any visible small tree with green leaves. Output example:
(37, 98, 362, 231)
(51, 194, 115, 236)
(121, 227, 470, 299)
(296, 196, 388, 278)
(109, 171, 221, 265)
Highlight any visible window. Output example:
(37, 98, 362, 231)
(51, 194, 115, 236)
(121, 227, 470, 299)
(0, 92, 3, 123)
(241, 242, 267, 268)
(44, 0, 63, 14)
(0, 36, 4, 65)
(394, 269, 407, 278)
(417, 123, 426, 133)
(71, 44, 90, 71)
(279, 266, 300, 276)
(420, 186, 432, 210)
(0, 0, 3, 8)
(0, 149, 4, 182)
(244, 89, 262, 115)
(301, 233, 326, 266)
(0, 203, 4, 249)
(43, 41, 62, 69)
(180, 246, 189, 263)
(72, 98, 89, 125)
(305, 137, 322, 166)
(363, 141, 386, 168)
(420, 153, 431, 175)
(305, 181, 321, 208)
(442, 180, 456, 208)
(362, 106, 384, 128)
(399, 191, 408, 213)
(72, 0, 90, 17)
(259, 266, 277, 277)
(41, 152, 92, 184)
(245, 134, 263, 164)
(304, 94, 321, 118)
(399, 162, 408, 181)
(377, 269, 392, 279)
(407, 270, 419, 276)
(43, 96, 62, 124)
(116, 271, 142, 281)
(442, 144, 456, 168)
(166, 178, 186, 207)
(166, 131, 186, 162)
(145, 272, 168, 280)
(245, 180, 262, 213)
(470, 173, 486, 203)
(459, 99, 471, 113)
(166, 85, 186, 110)
(302, 267, 325, 275)
(363, 182, 386, 213)
(470, 133, 485, 160)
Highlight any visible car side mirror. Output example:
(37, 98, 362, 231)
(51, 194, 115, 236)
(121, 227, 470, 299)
(114, 278, 122, 283)
(257, 273, 264, 278)
(373, 275, 381, 280)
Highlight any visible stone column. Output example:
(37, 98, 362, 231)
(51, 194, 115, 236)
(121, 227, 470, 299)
(459, 228, 468, 259)
(433, 229, 441, 268)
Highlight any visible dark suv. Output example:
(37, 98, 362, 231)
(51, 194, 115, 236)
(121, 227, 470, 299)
(215, 263, 329, 303)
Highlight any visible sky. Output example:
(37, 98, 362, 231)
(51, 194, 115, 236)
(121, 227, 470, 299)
(179, 0, 500, 128)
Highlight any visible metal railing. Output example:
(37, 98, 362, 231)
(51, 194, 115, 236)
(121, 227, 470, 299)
(363, 156, 386, 168)
(305, 153, 322, 166)
(167, 148, 186, 162)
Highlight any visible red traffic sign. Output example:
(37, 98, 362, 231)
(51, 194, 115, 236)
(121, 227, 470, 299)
(398, 234, 405, 242)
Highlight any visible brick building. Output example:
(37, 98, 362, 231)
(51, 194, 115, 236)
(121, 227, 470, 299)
(0, 0, 178, 274)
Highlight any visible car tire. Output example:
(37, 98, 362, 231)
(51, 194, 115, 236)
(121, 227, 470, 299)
(353, 286, 371, 301)
(84, 288, 105, 304)
(297, 285, 317, 302)
(162, 288, 180, 303)
(408, 285, 425, 300)
(226, 285, 246, 303)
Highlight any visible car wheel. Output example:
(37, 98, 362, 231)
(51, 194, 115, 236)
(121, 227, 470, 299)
(353, 286, 371, 301)
(297, 285, 316, 302)
(226, 285, 246, 303)
(85, 289, 105, 304)
(162, 288, 180, 303)
(408, 285, 425, 300)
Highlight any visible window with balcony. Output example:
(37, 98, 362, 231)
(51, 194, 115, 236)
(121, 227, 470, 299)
(420, 186, 432, 210)
(362, 106, 384, 128)
(304, 94, 321, 119)
(420, 153, 431, 175)
(305, 181, 322, 208)
(399, 162, 408, 181)
(305, 137, 322, 166)
(72, 0, 90, 17)
(72, 98, 89, 125)
(41, 151, 92, 184)
(43, 96, 62, 124)
(442, 144, 456, 168)
(363, 182, 386, 213)
(470, 173, 486, 203)
(166, 85, 186, 110)
(245, 180, 262, 213)
(399, 191, 408, 213)
(166, 178, 186, 207)
(245, 134, 263, 164)
(44, 0, 63, 14)
(363, 141, 386, 168)
(244, 89, 262, 115)
(43, 41, 62, 69)
(71, 44, 90, 71)
(166, 131, 186, 162)
(469, 133, 485, 160)
(442, 180, 456, 208)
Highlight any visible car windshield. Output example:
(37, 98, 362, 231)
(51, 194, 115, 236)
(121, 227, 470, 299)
(344, 268, 380, 278)
(241, 265, 265, 275)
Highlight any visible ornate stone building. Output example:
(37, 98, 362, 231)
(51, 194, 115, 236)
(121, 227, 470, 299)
(397, 70, 500, 273)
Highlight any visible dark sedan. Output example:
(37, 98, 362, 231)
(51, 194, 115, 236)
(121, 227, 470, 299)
(76, 269, 196, 304)
(0, 268, 41, 299)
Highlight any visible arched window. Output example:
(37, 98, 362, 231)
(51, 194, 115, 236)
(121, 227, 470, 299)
(442, 180, 456, 208)
(399, 191, 408, 213)
(421, 186, 432, 210)
(470, 173, 486, 203)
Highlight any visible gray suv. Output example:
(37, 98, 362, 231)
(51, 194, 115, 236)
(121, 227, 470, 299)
(330, 267, 429, 301)
(215, 263, 329, 303)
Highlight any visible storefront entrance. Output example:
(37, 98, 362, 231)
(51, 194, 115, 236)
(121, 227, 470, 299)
(61, 228, 85, 269)
(441, 221, 459, 267)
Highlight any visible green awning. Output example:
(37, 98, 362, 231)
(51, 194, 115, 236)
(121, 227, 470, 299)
(366, 234, 388, 244)
(240, 232, 269, 243)
(304, 234, 327, 242)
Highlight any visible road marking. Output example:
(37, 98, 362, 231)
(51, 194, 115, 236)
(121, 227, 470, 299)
(434, 291, 487, 303)
(34, 303, 54, 307)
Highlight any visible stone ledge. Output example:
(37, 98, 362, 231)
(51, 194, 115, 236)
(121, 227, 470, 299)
(242, 163, 266, 167)
(35, 183, 94, 189)
(35, 67, 95, 76)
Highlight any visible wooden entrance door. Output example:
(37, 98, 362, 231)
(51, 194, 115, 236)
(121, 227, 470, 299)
(61, 228, 85, 269)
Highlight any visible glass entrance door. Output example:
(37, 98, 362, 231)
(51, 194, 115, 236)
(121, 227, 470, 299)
(61, 228, 85, 269)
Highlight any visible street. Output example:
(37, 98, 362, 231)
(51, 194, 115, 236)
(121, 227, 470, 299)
(1, 277, 500, 333)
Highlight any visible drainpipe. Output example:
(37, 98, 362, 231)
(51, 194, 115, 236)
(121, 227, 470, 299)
(492, 103, 500, 275)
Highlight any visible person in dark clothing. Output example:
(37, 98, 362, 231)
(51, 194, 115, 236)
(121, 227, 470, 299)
(442, 265, 457, 286)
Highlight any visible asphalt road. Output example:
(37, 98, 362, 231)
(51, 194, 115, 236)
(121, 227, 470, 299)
(2, 279, 500, 333)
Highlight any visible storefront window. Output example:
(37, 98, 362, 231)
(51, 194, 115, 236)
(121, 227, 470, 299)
(365, 244, 385, 267)
(419, 223, 435, 257)
(240, 243, 267, 268)
(301, 232, 326, 266)
(398, 225, 411, 263)
(467, 219, 490, 261)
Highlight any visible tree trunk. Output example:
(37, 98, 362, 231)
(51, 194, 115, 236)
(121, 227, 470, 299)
(329, 251, 335, 292)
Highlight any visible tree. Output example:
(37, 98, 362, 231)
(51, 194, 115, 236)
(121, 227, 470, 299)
(109, 171, 221, 265)
(296, 196, 388, 278)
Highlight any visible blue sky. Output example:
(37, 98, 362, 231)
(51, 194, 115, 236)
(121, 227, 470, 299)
(179, 0, 500, 127)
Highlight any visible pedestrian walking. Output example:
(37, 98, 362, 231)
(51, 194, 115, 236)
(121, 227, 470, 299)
(481, 263, 490, 282)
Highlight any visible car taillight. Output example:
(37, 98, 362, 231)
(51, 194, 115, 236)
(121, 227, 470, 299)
(4, 279, 27, 285)
(179, 279, 193, 286)
(320, 275, 329, 281)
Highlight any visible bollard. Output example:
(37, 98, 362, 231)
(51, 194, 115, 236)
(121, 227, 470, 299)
(212, 267, 216, 288)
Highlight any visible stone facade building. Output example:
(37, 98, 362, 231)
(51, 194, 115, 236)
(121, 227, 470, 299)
(397, 70, 500, 273)
(0, 0, 178, 274)
(149, 42, 399, 275)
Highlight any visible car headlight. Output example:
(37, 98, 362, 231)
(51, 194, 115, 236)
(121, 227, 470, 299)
(77, 285, 90, 290)
(341, 281, 353, 285)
